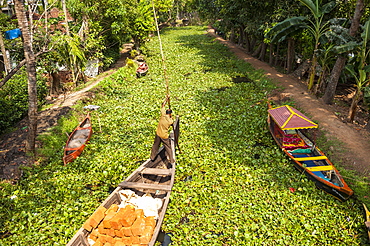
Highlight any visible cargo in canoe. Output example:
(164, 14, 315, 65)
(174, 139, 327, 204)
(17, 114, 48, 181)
(267, 105, 353, 202)
(66, 117, 180, 246)
(63, 113, 92, 165)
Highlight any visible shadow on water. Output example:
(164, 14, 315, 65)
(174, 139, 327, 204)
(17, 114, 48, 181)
(157, 231, 173, 245)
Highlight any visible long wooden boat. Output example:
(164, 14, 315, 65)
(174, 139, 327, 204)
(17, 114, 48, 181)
(66, 117, 180, 246)
(267, 104, 353, 202)
(63, 113, 93, 165)
(364, 203, 370, 241)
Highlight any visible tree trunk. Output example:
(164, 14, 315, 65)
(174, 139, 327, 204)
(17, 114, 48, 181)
(322, 56, 346, 104)
(0, 34, 11, 74)
(230, 26, 235, 43)
(238, 25, 244, 46)
(252, 43, 262, 57)
(14, 0, 38, 157)
(250, 38, 256, 53)
(287, 38, 295, 74)
(50, 72, 61, 95)
(268, 43, 274, 66)
(307, 50, 318, 91)
(347, 89, 362, 123)
(323, 0, 364, 104)
(274, 43, 280, 67)
(258, 42, 267, 61)
(244, 33, 251, 53)
(292, 59, 310, 79)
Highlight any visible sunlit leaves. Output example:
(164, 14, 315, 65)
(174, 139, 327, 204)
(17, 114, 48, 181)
(0, 26, 365, 245)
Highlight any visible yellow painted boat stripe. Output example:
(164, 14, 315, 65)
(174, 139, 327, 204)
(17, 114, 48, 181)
(293, 156, 328, 161)
(306, 165, 334, 171)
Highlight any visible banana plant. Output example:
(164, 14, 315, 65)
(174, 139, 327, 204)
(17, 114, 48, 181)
(53, 33, 87, 85)
(344, 17, 370, 122)
(266, 0, 337, 91)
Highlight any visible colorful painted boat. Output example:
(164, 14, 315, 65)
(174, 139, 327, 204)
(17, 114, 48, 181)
(267, 104, 353, 202)
(364, 203, 370, 241)
(66, 117, 180, 246)
(63, 113, 93, 165)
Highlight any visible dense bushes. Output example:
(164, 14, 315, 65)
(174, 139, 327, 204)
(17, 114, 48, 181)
(0, 69, 48, 133)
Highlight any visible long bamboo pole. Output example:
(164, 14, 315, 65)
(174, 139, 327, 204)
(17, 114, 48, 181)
(151, 1, 170, 109)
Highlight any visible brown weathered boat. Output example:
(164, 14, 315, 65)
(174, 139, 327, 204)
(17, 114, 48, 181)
(63, 113, 93, 165)
(66, 117, 180, 246)
(267, 104, 353, 202)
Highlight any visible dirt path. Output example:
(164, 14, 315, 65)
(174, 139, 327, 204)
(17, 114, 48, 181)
(207, 29, 370, 181)
(0, 44, 132, 181)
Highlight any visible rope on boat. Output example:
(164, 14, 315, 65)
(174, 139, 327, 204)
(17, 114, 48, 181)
(151, 1, 171, 109)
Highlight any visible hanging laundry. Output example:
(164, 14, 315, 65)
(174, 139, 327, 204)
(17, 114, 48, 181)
(4, 28, 21, 40)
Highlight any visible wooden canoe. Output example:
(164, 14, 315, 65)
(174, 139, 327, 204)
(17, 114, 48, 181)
(267, 105, 353, 202)
(63, 113, 93, 165)
(66, 117, 180, 246)
(364, 203, 370, 241)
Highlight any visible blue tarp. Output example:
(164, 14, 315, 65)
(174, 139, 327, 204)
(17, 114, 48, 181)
(5, 28, 21, 39)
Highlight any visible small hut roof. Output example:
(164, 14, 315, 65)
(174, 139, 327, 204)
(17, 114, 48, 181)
(268, 105, 318, 130)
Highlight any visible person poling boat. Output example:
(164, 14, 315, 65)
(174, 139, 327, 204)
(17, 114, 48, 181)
(136, 62, 149, 78)
(66, 119, 179, 246)
(150, 95, 175, 164)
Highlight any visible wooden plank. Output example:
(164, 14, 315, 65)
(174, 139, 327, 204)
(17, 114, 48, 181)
(141, 168, 172, 176)
(294, 156, 328, 161)
(118, 181, 171, 191)
(306, 165, 334, 172)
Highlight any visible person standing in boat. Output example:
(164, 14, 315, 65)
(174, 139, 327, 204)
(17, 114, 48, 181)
(150, 95, 175, 163)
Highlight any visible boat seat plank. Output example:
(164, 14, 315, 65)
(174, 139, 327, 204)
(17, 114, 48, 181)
(294, 156, 328, 161)
(119, 181, 171, 191)
(306, 165, 334, 172)
(140, 168, 172, 176)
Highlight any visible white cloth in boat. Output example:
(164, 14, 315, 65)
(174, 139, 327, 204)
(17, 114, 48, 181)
(118, 189, 163, 219)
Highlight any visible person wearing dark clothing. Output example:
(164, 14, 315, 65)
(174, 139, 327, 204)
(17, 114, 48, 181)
(150, 96, 175, 163)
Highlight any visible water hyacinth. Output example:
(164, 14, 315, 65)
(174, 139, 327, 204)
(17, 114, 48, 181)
(0, 26, 367, 245)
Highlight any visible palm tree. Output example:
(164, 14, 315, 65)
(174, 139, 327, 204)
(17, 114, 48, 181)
(266, 0, 337, 91)
(14, 0, 38, 157)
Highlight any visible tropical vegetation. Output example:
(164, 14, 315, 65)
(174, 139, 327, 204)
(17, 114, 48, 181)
(0, 25, 369, 246)
(0, 0, 370, 245)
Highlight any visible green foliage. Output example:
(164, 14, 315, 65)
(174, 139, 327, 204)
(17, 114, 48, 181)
(0, 69, 48, 134)
(0, 26, 368, 245)
(130, 0, 155, 48)
(51, 33, 87, 83)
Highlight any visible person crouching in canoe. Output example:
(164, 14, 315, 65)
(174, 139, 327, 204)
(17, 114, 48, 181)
(150, 95, 175, 164)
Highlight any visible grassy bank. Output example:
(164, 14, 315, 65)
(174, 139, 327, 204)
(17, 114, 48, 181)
(0, 26, 368, 245)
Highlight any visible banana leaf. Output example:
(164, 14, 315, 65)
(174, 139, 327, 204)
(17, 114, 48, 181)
(267, 16, 307, 43)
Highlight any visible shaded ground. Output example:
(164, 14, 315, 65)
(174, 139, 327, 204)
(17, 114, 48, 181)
(207, 29, 370, 183)
(0, 43, 133, 181)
